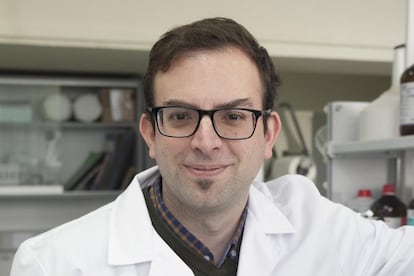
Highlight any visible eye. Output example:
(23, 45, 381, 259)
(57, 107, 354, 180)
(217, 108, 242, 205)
(216, 109, 249, 126)
(227, 112, 245, 120)
(168, 111, 192, 121)
(223, 110, 247, 121)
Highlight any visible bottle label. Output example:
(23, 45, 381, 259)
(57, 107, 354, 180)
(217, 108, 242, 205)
(408, 209, 414, 226)
(383, 217, 405, 228)
(400, 82, 414, 125)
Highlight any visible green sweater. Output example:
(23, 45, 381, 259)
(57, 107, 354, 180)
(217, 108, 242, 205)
(143, 186, 239, 276)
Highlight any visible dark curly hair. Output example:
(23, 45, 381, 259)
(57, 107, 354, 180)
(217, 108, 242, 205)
(143, 17, 280, 113)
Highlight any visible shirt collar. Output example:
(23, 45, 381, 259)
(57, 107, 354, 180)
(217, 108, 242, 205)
(148, 176, 247, 267)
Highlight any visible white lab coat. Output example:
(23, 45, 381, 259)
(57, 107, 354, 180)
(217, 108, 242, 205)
(10, 166, 414, 276)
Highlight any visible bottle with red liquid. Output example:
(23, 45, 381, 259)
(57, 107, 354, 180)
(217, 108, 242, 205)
(370, 184, 407, 228)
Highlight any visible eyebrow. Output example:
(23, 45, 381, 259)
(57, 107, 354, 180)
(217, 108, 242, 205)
(162, 98, 254, 109)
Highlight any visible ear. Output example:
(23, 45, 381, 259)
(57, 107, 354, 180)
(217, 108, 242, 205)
(139, 113, 156, 159)
(264, 111, 281, 160)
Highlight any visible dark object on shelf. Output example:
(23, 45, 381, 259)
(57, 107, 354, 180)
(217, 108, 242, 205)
(64, 151, 105, 191)
(93, 129, 137, 190)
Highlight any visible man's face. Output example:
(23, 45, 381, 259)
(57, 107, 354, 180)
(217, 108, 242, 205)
(140, 47, 280, 214)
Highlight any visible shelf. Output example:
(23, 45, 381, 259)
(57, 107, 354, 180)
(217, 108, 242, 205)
(0, 74, 140, 88)
(0, 121, 137, 129)
(327, 135, 414, 158)
(0, 184, 122, 197)
(0, 185, 63, 196)
(0, 190, 120, 232)
(0, 43, 393, 77)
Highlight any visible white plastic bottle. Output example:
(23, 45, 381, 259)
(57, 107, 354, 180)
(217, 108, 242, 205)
(358, 45, 406, 141)
(347, 189, 375, 216)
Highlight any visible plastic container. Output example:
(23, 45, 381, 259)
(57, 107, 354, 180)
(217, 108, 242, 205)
(359, 45, 405, 141)
(347, 189, 375, 216)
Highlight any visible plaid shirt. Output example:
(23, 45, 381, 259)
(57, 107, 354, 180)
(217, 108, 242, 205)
(148, 177, 247, 267)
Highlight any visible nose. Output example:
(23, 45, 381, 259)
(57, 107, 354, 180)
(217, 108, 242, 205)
(190, 115, 223, 152)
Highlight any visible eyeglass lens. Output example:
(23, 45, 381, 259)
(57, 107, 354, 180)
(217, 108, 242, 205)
(157, 107, 256, 139)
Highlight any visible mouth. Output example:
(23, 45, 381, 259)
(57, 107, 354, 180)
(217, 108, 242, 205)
(184, 164, 229, 177)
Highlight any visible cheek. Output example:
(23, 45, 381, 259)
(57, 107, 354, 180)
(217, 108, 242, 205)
(248, 138, 267, 163)
(154, 138, 182, 160)
(235, 139, 265, 161)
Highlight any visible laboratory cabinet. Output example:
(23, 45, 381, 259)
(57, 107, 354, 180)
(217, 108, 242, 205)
(0, 74, 150, 190)
(0, 0, 407, 75)
(0, 192, 119, 274)
(326, 101, 414, 206)
(0, 73, 151, 273)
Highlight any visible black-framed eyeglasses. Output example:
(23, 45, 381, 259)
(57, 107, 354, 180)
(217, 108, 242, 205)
(147, 106, 271, 140)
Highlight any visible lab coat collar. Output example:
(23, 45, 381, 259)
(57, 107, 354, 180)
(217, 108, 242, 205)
(107, 167, 295, 275)
(237, 182, 295, 275)
(248, 181, 295, 234)
(107, 167, 196, 275)
(107, 166, 160, 265)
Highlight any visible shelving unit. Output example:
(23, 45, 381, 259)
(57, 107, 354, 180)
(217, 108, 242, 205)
(0, 191, 119, 275)
(0, 0, 406, 76)
(0, 121, 137, 129)
(0, 191, 119, 232)
(326, 101, 414, 206)
(0, 73, 151, 273)
(328, 136, 414, 157)
(0, 74, 150, 189)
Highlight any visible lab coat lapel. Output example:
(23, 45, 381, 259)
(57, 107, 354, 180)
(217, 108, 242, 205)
(107, 167, 194, 275)
(107, 174, 156, 265)
(237, 184, 295, 276)
(147, 235, 194, 276)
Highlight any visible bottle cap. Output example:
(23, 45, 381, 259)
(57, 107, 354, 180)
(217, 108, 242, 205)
(357, 189, 372, 198)
(383, 184, 396, 195)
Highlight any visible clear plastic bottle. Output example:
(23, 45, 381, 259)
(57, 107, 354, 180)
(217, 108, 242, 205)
(359, 45, 405, 140)
(347, 189, 375, 216)
(370, 184, 407, 228)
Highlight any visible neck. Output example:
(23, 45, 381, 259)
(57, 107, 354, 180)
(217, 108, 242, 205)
(163, 189, 247, 263)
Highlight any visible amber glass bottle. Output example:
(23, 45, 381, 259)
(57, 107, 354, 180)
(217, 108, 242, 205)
(400, 0, 414, 135)
(370, 184, 407, 228)
(400, 64, 414, 135)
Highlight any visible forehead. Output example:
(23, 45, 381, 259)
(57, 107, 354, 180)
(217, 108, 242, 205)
(153, 47, 264, 108)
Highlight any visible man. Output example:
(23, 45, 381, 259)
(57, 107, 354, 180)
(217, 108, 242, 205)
(11, 17, 414, 276)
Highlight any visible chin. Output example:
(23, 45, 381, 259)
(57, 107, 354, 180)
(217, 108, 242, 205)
(195, 179, 214, 190)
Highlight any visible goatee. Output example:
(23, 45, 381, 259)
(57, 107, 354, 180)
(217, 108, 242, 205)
(196, 179, 213, 190)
